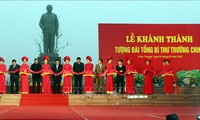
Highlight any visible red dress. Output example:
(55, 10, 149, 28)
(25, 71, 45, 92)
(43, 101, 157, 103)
(143, 64, 154, 94)
(161, 65, 175, 94)
(62, 64, 72, 93)
(0, 64, 6, 93)
(41, 64, 51, 94)
(84, 63, 94, 93)
(20, 63, 30, 93)
(105, 63, 115, 93)
(125, 64, 137, 94)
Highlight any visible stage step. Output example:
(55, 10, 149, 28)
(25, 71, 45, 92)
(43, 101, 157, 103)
(69, 94, 200, 106)
(135, 86, 200, 94)
(20, 94, 69, 106)
(0, 87, 200, 106)
(0, 94, 21, 105)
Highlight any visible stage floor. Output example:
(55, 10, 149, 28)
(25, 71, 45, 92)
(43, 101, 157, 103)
(0, 106, 198, 120)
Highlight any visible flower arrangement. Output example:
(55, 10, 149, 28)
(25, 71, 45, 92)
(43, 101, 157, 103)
(176, 70, 200, 86)
(134, 74, 144, 83)
(188, 74, 198, 85)
(153, 75, 163, 84)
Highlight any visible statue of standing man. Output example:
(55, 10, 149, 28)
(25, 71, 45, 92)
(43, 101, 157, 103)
(39, 4, 59, 54)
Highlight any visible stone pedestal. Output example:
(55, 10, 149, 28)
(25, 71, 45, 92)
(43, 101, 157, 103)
(38, 53, 61, 65)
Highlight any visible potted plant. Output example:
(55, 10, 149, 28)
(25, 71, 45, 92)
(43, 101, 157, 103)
(134, 74, 144, 86)
(188, 74, 198, 87)
(153, 75, 163, 87)
(176, 70, 200, 87)
(189, 70, 200, 87)
(176, 70, 189, 87)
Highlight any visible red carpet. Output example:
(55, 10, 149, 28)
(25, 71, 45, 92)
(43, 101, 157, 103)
(1, 94, 199, 120)
(71, 106, 199, 120)
(0, 106, 198, 120)
(20, 94, 69, 106)
(0, 106, 83, 120)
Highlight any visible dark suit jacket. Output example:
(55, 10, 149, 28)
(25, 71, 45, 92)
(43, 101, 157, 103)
(9, 64, 20, 80)
(51, 64, 63, 79)
(94, 64, 105, 75)
(116, 65, 126, 78)
(73, 62, 84, 76)
(30, 63, 42, 79)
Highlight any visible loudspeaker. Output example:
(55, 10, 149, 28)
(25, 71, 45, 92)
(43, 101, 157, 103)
(166, 114, 179, 120)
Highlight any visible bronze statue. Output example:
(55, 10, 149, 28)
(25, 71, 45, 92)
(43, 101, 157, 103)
(39, 4, 59, 54)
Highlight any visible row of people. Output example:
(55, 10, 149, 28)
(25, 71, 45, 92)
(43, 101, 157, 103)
(0, 56, 178, 95)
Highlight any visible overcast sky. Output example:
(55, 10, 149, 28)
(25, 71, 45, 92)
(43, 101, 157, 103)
(0, 1, 200, 67)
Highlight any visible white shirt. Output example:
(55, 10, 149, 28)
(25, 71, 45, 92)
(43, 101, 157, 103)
(99, 64, 102, 69)
(56, 65, 59, 70)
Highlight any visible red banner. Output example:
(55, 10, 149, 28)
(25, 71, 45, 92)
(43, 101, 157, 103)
(99, 24, 200, 73)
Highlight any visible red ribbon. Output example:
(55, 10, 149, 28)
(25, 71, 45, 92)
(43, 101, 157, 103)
(98, 69, 137, 77)
(53, 70, 84, 76)
(29, 69, 39, 74)
(7, 68, 20, 74)
(73, 71, 83, 75)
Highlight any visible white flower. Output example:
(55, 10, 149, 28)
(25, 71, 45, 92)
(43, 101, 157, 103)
(183, 78, 190, 85)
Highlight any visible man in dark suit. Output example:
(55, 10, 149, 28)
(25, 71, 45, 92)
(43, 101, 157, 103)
(30, 58, 42, 94)
(8, 59, 20, 94)
(73, 57, 84, 94)
(94, 58, 105, 94)
(51, 59, 62, 94)
(116, 59, 126, 94)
